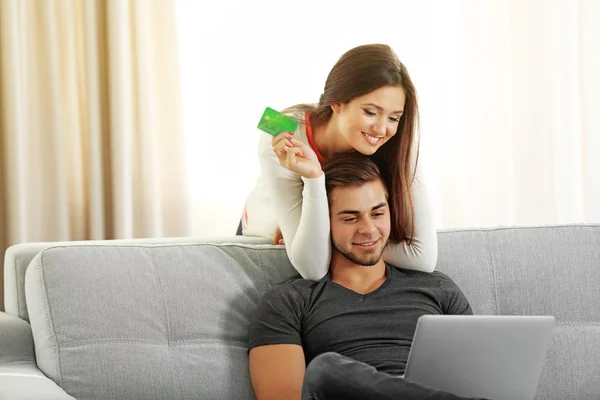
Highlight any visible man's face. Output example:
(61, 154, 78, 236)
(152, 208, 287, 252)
(329, 179, 391, 266)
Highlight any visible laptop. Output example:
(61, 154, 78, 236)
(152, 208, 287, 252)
(404, 315, 555, 400)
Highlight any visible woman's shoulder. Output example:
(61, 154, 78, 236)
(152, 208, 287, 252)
(281, 104, 314, 121)
(283, 106, 311, 139)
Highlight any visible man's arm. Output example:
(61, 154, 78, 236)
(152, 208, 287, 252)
(249, 344, 306, 400)
(248, 281, 308, 400)
(439, 274, 474, 315)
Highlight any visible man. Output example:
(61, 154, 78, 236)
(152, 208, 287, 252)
(247, 153, 487, 400)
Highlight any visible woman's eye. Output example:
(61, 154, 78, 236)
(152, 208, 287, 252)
(373, 213, 385, 217)
(389, 117, 400, 123)
(363, 110, 376, 116)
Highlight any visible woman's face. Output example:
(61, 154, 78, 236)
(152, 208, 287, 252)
(333, 85, 406, 155)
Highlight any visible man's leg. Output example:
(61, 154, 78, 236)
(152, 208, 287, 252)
(301, 352, 489, 400)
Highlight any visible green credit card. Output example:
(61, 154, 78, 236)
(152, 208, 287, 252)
(257, 107, 299, 136)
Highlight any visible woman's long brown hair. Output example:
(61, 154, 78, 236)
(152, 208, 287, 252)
(284, 44, 419, 244)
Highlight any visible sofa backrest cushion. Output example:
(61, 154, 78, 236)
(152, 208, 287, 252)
(26, 243, 296, 400)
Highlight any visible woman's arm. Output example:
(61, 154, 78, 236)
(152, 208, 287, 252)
(258, 133, 331, 280)
(383, 161, 438, 272)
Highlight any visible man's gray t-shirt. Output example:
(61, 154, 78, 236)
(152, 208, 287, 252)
(248, 263, 473, 376)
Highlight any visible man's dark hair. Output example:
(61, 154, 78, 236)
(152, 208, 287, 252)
(322, 152, 386, 199)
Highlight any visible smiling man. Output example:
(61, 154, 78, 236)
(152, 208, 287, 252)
(247, 153, 487, 400)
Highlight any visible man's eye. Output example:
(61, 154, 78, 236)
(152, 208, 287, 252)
(363, 110, 376, 116)
(344, 218, 358, 223)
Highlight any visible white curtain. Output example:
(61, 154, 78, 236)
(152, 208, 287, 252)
(423, 0, 600, 228)
(0, 0, 191, 309)
(175, 0, 600, 236)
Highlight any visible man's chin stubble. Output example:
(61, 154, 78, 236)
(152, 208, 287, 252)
(333, 244, 383, 267)
(332, 238, 391, 267)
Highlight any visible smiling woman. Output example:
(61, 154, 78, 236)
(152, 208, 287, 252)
(319, 86, 406, 157)
(241, 44, 439, 282)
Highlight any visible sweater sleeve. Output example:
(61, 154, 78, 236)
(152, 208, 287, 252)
(382, 160, 438, 273)
(258, 133, 331, 281)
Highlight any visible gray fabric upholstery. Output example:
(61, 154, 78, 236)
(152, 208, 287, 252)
(7, 224, 600, 399)
(0, 311, 34, 364)
(0, 312, 75, 399)
(4, 236, 271, 321)
(4, 245, 42, 320)
(25, 243, 297, 400)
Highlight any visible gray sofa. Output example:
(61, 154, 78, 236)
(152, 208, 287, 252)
(1, 225, 599, 400)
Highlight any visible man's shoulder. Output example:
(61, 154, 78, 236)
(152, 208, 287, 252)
(387, 265, 471, 313)
(429, 270, 455, 283)
(280, 277, 321, 292)
(262, 277, 320, 303)
(388, 264, 458, 286)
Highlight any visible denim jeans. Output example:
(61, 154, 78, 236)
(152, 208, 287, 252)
(301, 352, 491, 400)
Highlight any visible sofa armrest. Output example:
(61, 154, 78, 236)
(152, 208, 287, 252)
(0, 312, 75, 399)
(0, 311, 35, 363)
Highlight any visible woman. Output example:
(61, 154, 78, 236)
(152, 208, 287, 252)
(242, 44, 437, 280)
